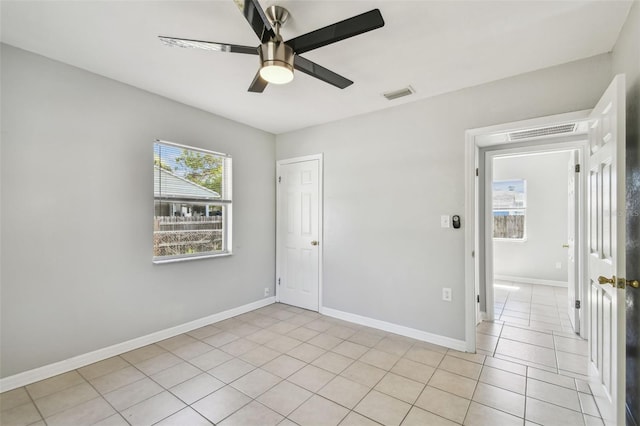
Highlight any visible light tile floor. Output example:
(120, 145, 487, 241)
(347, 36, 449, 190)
(480, 281, 591, 379)
(1, 294, 601, 426)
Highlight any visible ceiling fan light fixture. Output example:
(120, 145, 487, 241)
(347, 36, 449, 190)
(259, 41, 294, 84)
(260, 64, 294, 84)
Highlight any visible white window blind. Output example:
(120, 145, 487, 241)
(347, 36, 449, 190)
(153, 140, 232, 262)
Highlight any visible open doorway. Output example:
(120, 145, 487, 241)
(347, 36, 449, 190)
(480, 140, 589, 372)
(491, 150, 579, 334)
(466, 111, 589, 356)
(477, 146, 593, 380)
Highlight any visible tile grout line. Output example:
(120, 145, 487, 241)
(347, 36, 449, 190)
(524, 364, 529, 422)
(490, 283, 602, 423)
(199, 322, 307, 424)
(279, 322, 388, 425)
(80, 359, 134, 425)
(184, 310, 307, 425)
(526, 285, 534, 328)
(342, 339, 420, 425)
(117, 310, 292, 424)
(462, 369, 481, 424)
(22, 383, 47, 426)
(221, 314, 365, 424)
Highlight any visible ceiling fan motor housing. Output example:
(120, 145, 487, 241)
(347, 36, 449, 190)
(259, 41, 294, 83)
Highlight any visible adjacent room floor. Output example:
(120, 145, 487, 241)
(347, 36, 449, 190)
(479, 280, 590, 379)
(1, 297, 601, 426)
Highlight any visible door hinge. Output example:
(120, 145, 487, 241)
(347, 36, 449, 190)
(278, 176, 281, 183)
(575, 300, 581, 309)
(472, 250, 475, 258)
(477, 295, 480, 303)
(476, 168, 479, 177)
(278, 278, 281, 286)
(575, 164, 580, 173)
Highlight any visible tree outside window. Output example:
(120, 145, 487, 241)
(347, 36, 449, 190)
(153, 141, 232, 262)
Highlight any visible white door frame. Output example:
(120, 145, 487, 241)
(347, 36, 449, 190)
(464, 110, 591, 352)
(567, 149, 581, 333)
(275, 154, 324, 311)
(483, 142, 588, 331)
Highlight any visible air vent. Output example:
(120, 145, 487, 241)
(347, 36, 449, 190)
(383, 86, 415, 101)
(508, 123, 577, 141)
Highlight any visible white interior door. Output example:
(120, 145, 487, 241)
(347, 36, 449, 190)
(276, 157, 321, 311)
(588, 74, 625, 425)
(567, 150, 580, 333)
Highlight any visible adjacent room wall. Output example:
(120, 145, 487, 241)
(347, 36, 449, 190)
(276, 54, 612, 341)
(493, 151, 571, 284)
(611, 2, 640, 424)
(0, 45, 276, 378)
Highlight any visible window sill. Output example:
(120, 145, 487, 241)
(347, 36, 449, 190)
(493, 238, 527, 243)
(153, 252, 232, 264)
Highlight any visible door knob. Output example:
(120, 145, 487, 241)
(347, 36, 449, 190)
(311, 241, 319, 246)
(598, 275, 639, 289)
(598, 275, 616, 286)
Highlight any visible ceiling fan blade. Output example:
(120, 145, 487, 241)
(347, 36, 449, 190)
(248, 70, 268, 93)
(234, 0, 276, 43)
(294, 55, 353, 89)
(159, 36, 258, 55)
(286, 9, 384, 55)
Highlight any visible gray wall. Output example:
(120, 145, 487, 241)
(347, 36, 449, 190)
(0, 45, 276, 378)
(610, 2, 640, 423)
(276, 54, 612, 341)
(493, 151, 570, 283)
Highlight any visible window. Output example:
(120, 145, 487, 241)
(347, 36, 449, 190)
(492, 179, 526, 239)
(153, 140, 232, 262)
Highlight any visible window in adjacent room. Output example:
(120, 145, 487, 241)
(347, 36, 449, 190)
(492, 179, 526, 240)
(153, 140, 232, 262)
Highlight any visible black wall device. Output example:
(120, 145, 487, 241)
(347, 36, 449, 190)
(452, 215, 461, 229)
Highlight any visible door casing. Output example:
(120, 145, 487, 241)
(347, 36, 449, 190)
(464, 110, 592, 352)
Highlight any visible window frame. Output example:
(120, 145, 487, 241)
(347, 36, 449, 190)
(492, 179, 527, 241)
(153, 139, 232, 264)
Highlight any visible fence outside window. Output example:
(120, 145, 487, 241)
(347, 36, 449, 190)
(492, 179, 526, 240)
(153, 140, 232, 262)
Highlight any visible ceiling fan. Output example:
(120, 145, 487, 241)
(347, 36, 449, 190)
(159, 0, 385, 93)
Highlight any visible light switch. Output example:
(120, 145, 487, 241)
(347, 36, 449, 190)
(441, 215, 450, 228)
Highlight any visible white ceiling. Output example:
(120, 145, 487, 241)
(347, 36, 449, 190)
(1, 1, 633, 134)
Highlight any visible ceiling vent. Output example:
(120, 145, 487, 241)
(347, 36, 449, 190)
(383, 86, 415, 101)
(508, 123, 577, 141)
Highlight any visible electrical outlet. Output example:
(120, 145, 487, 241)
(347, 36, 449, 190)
(555, 262, 562, 269)
(440, 215, 450, 228)
(264, 288, 270, 297)
(442, 288, 452, 302)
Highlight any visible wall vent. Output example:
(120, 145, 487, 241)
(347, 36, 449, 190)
(383, 86, 415, 101)
(508, 123, 577, 141)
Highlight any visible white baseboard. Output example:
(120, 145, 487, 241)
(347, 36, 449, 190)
(495, 275, 568, 288)
(320, 307, 467, 352)
(0, 297, 276, 392)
